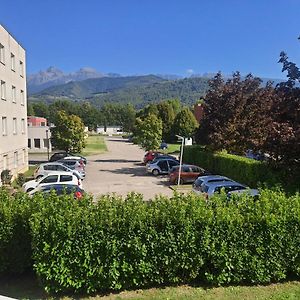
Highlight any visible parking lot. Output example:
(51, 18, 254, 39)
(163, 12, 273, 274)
(83, 137, 174, 200)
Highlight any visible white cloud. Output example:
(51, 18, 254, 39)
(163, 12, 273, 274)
(186, 69, 194, 75)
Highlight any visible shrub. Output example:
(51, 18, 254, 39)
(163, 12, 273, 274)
(1, 169, 12, 185)
(2, 188, 300, 294)
(0, 189, 33, 275)
(183, 145, 285, 187)
(30, 190, 300, 293)
(15, 173, 26, 187)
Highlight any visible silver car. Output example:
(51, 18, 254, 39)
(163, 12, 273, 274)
(34, 162, 85, 180)
(201, 181, 256, 198)
(147, 158, 179, 176)
(192, 175, 233, 194)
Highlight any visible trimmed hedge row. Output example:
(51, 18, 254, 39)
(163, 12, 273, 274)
(182, 145, 284, 187)
(1, 188, 300, 294)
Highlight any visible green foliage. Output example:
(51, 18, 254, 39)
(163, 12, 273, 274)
(15, 173, 26, 187)
(1, 170, 12, 185)
(134, 114, 162, 150)
(2, 189, 300, 294)
(0, 190, 33, 275)
(172, 107, 198, 139)
(50, 110, 86, 152)
(183, 145, 286, 188)
(157, 101, 176, 142)
(30, 76, 209, 108)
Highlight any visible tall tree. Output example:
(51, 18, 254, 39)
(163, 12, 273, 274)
(196, 73, 274, 154)
(172, 107, 198, 139)
(134, 114, 162, 151)
(157, 101, 175, 142)
(50, 111, 86, 153)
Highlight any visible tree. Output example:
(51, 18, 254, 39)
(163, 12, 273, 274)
(134, 114, 162, 151)
(172, 107, 198, 139)
(50, 111, 86, 153)
(31, 102, 50, 119)
(196, 73, 275, 154)
(157, 101, 175, 142)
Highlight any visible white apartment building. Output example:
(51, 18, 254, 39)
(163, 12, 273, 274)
(0, 24, 28, 178)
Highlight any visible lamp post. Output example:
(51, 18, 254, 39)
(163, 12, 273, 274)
(46, 129, 50, 161)
(175, 134, 184, 186)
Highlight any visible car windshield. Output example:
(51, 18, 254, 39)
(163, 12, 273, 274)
(201, 184, 209, 193)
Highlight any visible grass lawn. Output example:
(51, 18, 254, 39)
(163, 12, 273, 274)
(162, 143, 181, 154)
(1, 276, 300, 300)
(81, 135, 107, 157)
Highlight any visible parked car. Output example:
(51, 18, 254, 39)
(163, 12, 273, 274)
(50, 152, 87, 165)
(192, 175, 233, 194)
(201, 181, 249, 198)
(150, 155, 177, 165)
(34, 162, 85, 180)
(227, 188, 259, 199)
(160, 142, 168, 150)
(57, 158, 85, 174)
(169, 164, 208, 184)
(147, 159, 179, 176)
(29, 184, 85, 199)
(143, 151, 162, 164)
(22, 172, 82, 193)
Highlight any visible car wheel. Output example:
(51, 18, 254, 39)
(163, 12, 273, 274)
(152, 169, 160, 176)
(26, 188, 34, 193)
(177, 178, 184, 185)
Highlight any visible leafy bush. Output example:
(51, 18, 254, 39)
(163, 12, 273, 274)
(30, 190, 300, 293)
(0, 189, 33, 275)
(1, 169, 12, 185)
(183, 145, 286, 187)
(2, 188, 300, 294)
(15, 173, 26, 187)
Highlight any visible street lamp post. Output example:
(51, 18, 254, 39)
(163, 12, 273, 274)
(46, 129, 50, 161)
(175, 135, 184, 186)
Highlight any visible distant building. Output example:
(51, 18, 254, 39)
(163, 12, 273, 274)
(0, 24, 28, 178)
(96, 125, 123, 135)
(27, 116, 52, 153)
(194, 103, 204, 123)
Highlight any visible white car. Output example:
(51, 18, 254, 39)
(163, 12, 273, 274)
(22, 172, 82, 193)
(34, 162, 85, 180)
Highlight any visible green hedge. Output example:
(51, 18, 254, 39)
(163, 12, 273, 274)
(182, 145, 285, 187)
(1, 189, 300, 294)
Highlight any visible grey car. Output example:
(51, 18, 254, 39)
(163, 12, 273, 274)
(147, 158, 179, 176)
(192, 175, 233, 194)
(201, 181, 250, 198)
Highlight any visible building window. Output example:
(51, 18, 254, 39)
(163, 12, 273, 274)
(12, 86, 16, 103)
(1, 81, 6, 100)
(0, 43, 5, 64)
(44, 138, 49, 148)
(13, 118, 17, 134)
(2, 117, 7, 135)
(3, 155, 8, 170)
(20, 90, 24, 105)
(41, 122, 46, 126)
(20, 61, 24, 77)
(11, 53, 15, 71)
(14, 151, 18, 168)
(21, 118, 25, 134)
(28, 139, 31, 148)
(34, 138, 41, 148)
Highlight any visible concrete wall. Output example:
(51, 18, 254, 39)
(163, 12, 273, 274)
(0, 25, 28, 177)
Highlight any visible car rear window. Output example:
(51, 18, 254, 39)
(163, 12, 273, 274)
(60, 175, 73, 182)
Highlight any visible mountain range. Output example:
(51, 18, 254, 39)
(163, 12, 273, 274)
(28, 67, 286, 108)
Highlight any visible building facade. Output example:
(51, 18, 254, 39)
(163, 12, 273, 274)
(0, 24, 28, 177)
(27, 116, 52, 153)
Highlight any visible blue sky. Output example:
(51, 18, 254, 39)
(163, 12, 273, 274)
(1, 0, 300, 78)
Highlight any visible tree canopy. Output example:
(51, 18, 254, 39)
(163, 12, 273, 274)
(50, 111, 86, 153)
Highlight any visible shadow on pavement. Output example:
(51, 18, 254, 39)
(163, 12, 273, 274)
(94, 159, 141, 163)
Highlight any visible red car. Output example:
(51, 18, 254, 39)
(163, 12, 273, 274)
(143, 151, 162, 164)
(169, 164, 208, 185)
